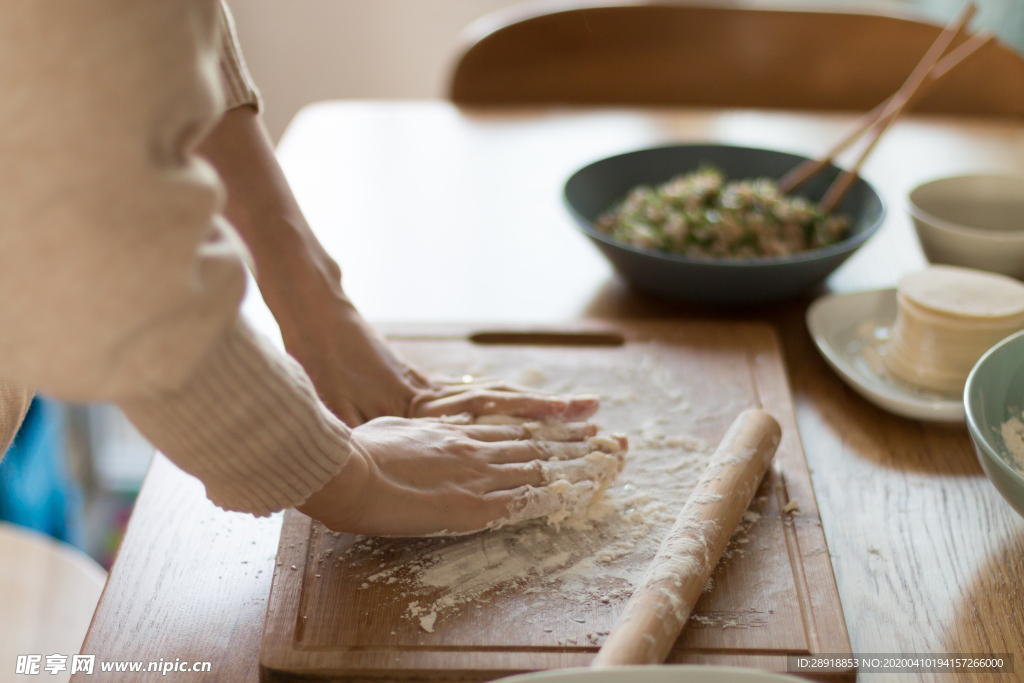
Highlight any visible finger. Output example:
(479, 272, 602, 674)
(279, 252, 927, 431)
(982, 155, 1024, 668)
(433, 375, 498, 387)
(414, 390, 572, 419)
(488, 480, 601, 528)
(472, 414, 530, 426)
(456, 424, 533, 441)
(424, 381, 553, 403)
(469, 418, 604, 443)
(524, 422, 599, 441)
(540, 452, 621, 486)
(418, 412, 474, 425)
(454, 396, 600, 420)
(589, 434, 628, 473)
(561, 395, 601, 421)
(482, 440, 599, 464)
(475, 381, 550, 393)
(588, 433, 629, 454)
(489, 461, 545, 490)
(425, 378, 528, 395)
(402, 366, 435, 390)
(449, 422, 597, 444)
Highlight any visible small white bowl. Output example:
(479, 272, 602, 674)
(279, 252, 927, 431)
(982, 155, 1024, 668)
(908, 174, 1024, 279)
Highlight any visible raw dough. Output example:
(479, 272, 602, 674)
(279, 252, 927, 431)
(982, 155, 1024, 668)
(885, 266, 1024, 394)
(426, 415, 628, 532)
(419, 611, 437, 633)
(899, 266, 1024, 319)
(498, 437, 627, 530)
(1001, 412, 1024, 471)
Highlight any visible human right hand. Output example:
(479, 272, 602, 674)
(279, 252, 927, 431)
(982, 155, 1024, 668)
(297, 416, 626, 537)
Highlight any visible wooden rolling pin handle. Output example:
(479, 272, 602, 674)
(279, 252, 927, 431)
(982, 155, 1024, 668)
(592, 409, 782, 667)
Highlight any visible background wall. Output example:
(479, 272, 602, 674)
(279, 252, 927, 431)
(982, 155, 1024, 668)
(228, 0, 1023, 142)
(229, 0, 525, 140)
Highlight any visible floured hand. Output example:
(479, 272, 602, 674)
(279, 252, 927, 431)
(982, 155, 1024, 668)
(297, 417, 626, 536)
(409, 378, 598, 423)
(277, 300, 598, 427)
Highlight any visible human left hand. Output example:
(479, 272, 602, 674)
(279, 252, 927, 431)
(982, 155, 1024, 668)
(198, 106, 598, 428)
(282, 295, 599, 427)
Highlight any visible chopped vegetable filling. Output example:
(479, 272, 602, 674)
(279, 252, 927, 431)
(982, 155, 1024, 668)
(597, 167, 852, 258)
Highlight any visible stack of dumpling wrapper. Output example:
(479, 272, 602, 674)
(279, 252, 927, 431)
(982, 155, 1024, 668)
(885, 266, 1024, 395)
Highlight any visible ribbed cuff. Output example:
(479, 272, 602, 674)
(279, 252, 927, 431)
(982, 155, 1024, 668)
(218, 0, 262, 112)
(120, 318, 352, 516)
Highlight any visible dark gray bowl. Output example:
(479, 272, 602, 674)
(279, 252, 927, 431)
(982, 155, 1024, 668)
(564, 144, 886, 304)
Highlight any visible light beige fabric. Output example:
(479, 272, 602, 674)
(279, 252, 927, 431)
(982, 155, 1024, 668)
(0, 0, 352, 514)
(0, 384, 32, 458)
(218, 0, 262, 112)
(122, 319, 352, 515)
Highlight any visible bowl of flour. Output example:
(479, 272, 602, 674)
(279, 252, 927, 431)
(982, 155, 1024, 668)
(965, 329, 1024, 519)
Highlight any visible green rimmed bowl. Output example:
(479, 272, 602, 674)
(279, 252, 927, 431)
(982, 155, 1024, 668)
(965, 329, 1024, 519)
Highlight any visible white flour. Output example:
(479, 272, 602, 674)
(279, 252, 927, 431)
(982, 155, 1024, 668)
(322, 344, 754, 634)
(1000, 412, 1024, 471)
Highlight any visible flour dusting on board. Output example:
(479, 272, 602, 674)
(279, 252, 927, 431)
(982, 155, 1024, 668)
(318, 344, 755, 635)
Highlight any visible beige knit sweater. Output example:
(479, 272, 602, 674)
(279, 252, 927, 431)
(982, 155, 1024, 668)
(0, 1, 353, 515)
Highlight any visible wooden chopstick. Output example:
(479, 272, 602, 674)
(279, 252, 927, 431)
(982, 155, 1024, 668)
(776, 3, 978, 212)
(814, 3, 977, 213)
(777, 29, 990, 196)
(930, 29, 994, 80)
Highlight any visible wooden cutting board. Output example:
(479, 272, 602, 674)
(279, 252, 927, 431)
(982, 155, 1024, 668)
(260, 321, 854, 682)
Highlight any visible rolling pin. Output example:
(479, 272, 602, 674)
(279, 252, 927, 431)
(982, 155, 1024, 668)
(592, 409, 782, 666)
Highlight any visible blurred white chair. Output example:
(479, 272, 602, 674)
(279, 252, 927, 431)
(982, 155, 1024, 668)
(0, 522, 106, 682)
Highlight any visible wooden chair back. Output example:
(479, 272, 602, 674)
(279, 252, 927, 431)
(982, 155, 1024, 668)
(449, 1, 1024, 117)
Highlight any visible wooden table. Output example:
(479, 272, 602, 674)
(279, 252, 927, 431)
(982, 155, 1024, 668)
(78, 103, 1024, 682)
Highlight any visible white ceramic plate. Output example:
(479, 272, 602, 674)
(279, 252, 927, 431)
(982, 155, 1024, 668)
(806, 289, 964, 422)
(498, 666, 805, 683)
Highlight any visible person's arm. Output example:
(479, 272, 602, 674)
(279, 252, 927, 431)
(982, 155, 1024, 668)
(0, 0, 355, 515)
(204, 1, 598, 427)
(198, 105, 598, 427)
(0, 1, 611, 534)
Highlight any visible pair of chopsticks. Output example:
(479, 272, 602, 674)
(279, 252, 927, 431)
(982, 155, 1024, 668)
(779, 3, 994, 214)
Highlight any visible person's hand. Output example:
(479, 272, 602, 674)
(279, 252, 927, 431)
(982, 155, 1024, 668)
(198, 106, 597, 428)
(408, 376, 598, 422)
(282, 297, 599, 427)
(296, 417, 626, 536)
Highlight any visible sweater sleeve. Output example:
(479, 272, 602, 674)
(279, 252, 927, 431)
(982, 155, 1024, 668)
(121, 318, 352, 515)
(218, 1, 262, 112)
(0, 0, 352, 514)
